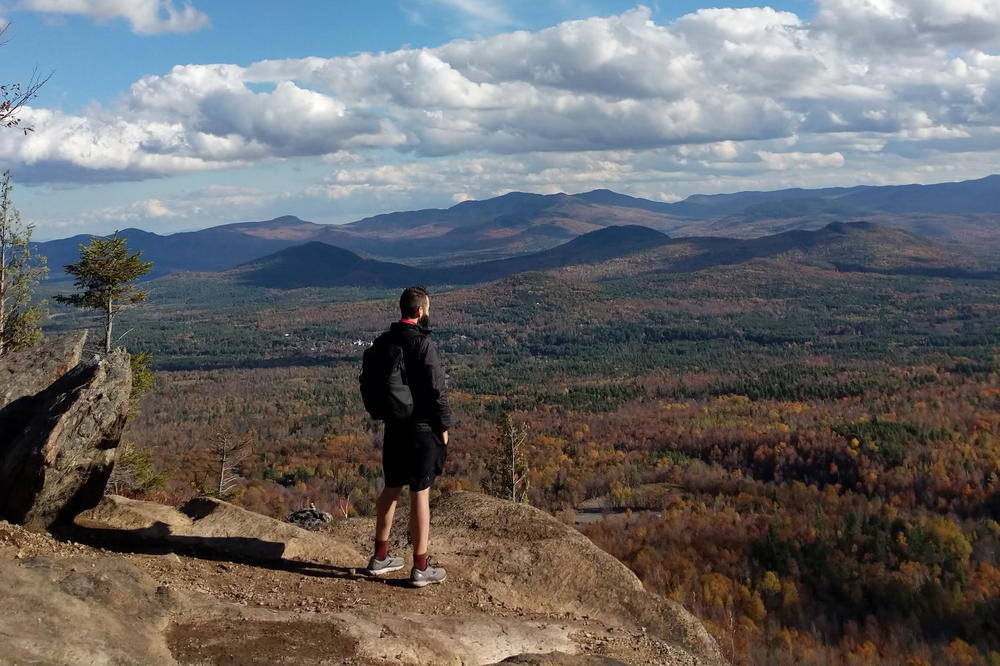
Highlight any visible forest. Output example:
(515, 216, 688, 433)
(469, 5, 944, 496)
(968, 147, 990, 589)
(43, 251, 1000, 665)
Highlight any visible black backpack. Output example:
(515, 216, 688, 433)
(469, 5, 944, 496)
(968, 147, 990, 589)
(359, 333, 414, 421)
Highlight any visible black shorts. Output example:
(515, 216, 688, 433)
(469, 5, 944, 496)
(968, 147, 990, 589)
(382, 422, 447, 491)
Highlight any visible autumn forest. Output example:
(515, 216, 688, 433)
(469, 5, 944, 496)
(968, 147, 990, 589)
(42, 237, 1000, 665)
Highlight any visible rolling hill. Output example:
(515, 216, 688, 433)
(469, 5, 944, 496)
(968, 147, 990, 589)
(654, 174, 1000, 219)
(234, 241, 427, 288)
(231, 225, 673, 289)
(446, 225, 672, 283)
(633, 221, 998, 279)
(546, 221, 999, 285)
(36, 221, 310, 280)
(221, 222, 995, 290)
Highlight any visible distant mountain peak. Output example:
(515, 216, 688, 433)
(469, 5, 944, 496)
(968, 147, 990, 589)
(239, 240, 361, 267)
(568, 224, 669, 243)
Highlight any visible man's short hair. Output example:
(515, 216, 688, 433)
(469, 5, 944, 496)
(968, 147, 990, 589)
(400, 286, 430, 317)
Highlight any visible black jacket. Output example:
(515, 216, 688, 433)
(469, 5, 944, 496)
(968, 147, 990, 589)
(384, 321, 452, 433)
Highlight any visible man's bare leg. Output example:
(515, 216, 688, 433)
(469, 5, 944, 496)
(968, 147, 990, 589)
(409, 487, 430, 563)
(407, 487, 446, 585)
(375, 486, 402, 543)
(366, 486, 406, 575)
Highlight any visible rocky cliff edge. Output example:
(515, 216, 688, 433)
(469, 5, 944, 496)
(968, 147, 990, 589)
(1, 490, 725, 666)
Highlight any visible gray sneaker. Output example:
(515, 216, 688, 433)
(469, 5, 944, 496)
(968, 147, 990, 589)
(409, 558, 447, 588)
(365, 555, 405, 576)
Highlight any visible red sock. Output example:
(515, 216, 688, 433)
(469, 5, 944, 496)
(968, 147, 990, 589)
(374, 540, 389, 560)
(414, 553, 428, 570)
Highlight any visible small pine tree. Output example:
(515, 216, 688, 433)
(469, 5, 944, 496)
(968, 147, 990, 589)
(108, 441, 167, 496)
(129, 351, 154, 412)
(55, 233, 152, 353)
(484, 413, 530, 503)
(107, 351, 164, 497)
(0, 170, 47, 356)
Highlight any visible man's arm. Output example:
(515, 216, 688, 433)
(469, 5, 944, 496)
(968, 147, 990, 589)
(420, 337, 452, 436)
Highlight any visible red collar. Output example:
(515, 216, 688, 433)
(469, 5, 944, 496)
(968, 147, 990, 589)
(399, 318, 419, 325)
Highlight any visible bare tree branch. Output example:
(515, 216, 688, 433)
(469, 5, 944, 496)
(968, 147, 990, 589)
(0, 25, 54, 134)
(210, 429, 252, 498)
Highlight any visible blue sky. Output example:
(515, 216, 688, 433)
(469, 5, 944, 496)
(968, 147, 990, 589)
(1, 0, 997, 239)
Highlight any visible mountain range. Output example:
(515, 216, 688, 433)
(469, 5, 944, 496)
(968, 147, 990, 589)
(35, 174, 1000, 284)
(234, 225, 673, 288)
(231, 221, 996, 289)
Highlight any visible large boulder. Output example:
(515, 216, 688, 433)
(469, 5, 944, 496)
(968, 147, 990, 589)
(76, 494, 363, 565)
(76, 493, 194, 538)
(0, 349, 132, 529)
(0, 331, 87, 408)
(179, 496, 361, 563)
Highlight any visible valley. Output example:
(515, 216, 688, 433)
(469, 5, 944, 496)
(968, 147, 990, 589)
(38, 212, 1000, 665)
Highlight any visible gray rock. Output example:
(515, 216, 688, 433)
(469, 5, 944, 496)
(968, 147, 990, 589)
(0, 349, 131, 529)
(286, 505, 334, 531)
(0, 554, 176, 664)
(0, 331, 87, 408)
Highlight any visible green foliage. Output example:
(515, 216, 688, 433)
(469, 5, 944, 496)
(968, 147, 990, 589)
(108, 441, 167, 495)
(55, 233, 152, 353)
(0, 170, 46, 355)
(130, 351, 154, 399)
(832, 419, 949, 467)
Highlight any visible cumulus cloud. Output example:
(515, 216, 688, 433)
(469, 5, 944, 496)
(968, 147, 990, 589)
(5, 2, 1000, 196)
(20, 0, 209, 35)
(815, 0, 1000, 50)
(756, 150, 846, 170)
(46, 184, 282, 231)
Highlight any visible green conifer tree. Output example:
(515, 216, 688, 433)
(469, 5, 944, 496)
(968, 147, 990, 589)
(0, 170, 47, 356)
(56, 233, 152, 353)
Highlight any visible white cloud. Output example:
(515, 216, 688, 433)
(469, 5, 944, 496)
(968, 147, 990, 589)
(143, 198, 172, 217)
(418, 0, 514, 30)
(756, 150, 846, 170)
(49, 184, 282, 231)
(5, 3, 1000, 200)
(816, 0, 1000, 50)
(20, 0, 209, 35)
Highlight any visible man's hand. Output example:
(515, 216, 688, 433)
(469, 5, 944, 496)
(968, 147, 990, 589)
(440, 430, 449, 445)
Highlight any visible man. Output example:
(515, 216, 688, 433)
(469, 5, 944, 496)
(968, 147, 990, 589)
(365, 286, 451, 587)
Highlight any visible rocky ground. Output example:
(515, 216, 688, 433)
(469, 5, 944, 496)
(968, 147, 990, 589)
(0, 491, 723, 666)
